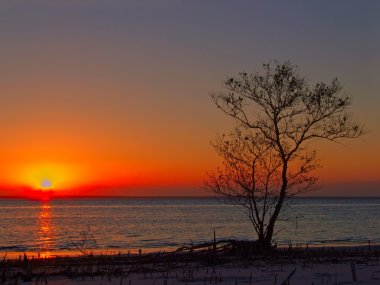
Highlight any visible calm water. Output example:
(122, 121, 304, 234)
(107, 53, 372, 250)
(0, 197, 379, 256)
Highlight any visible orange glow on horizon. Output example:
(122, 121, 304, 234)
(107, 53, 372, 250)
(16, 163, 82, 191)
(0, 158, 208, 198)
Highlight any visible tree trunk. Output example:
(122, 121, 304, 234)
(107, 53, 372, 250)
(257, 237, 272, 249)
(263, 162, 288, 247)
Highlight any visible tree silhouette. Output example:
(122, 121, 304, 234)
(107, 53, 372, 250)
(206, 62, 365, 248)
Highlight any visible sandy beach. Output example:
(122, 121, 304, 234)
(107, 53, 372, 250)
(2, 244, 380, 285)
(43, 262, 380, 285)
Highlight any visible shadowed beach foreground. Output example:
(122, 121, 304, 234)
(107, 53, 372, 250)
(2, 242, 380, 285)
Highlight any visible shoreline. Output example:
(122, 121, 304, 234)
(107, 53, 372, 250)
(2, 240, 379, 260)
(2, 195, 380, 200)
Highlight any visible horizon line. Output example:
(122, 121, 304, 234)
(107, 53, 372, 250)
(1, 195, 380, 200)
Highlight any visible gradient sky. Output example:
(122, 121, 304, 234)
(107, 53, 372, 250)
(0, 1, 379, 196)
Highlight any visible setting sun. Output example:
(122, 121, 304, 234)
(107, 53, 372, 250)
(14, 163, 85, 191)
(41, 179, 52, 190)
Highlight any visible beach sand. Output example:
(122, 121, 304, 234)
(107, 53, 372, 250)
(2, 246, 380, 285)
(20, 260, 380, 285)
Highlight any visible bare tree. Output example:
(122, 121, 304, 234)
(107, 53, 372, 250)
(206, 62, 365, 248)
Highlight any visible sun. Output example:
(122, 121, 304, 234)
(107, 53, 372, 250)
(16, 163, 82, 191)
(41, 179, 52, 190)
(4, 162, 93, 199)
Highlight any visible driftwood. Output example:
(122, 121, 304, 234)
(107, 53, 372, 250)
(175, 239, 234, 253)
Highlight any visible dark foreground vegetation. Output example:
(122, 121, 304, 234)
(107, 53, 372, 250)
(1, 239, 380, 284)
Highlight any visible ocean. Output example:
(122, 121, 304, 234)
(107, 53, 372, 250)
(0, 197, 379, 257)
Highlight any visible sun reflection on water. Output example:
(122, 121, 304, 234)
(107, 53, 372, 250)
(37, 203, 54, 257)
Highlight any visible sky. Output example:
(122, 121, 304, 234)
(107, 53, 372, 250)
(0, 1, 379, 197)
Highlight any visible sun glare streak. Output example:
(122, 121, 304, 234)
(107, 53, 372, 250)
(37, 203, 54, 257)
